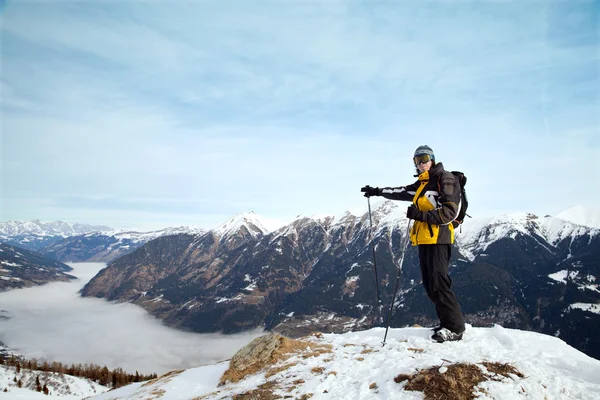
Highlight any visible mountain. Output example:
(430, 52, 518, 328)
(80, 203, 600, 359)
(90, 326, 600, 400)
(0, 220, 112, 251)
(0, 243, 76, 292)
(556, 204, 600, 229)
(40, 226, 204, 263)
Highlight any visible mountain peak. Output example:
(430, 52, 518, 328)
(214, 211, 270, 238)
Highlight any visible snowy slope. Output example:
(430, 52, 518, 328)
(213, 212, 271, 238)
(0, 364, 108, 399)
(556, 205, 600, 229)
(90, 326, 600, 400)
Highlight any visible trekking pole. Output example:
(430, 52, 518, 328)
(366, 196, 382, 325)
(382, 220, 412, 346)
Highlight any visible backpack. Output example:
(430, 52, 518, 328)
(450, 171, 470, 226)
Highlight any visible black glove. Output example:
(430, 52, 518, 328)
(361, 185, 382, 198)
(406, 206, 424, 221)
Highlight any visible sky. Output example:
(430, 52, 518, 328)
(1, 0, 599, 231)
(0, 262, 263, 375)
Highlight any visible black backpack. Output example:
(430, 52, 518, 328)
(450, 171, 470, 226)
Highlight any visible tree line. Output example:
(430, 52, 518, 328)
(0, 354, 158, 389)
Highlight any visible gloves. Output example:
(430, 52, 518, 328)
(361, 185, 382, 198)
(406, 206, 425, 221)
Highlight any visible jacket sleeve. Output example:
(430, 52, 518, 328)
(380, 180, 420, 202)
(423, 172, 460, 225)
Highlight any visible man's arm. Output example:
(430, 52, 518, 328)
(381, 180, 420, 202)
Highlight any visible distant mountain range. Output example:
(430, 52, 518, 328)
(0, 220, 112, 251)
(75, 204, 600, 360)
(0, 220, 203, 262)
(40, 226, 204, 262)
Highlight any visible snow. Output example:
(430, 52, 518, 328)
(548, 269, 578, 283)
(108, 226, 202, 242)
(556, 205, 600, 229)
(87, 325, 600, 400)
(0, 220, 112, 238)
(243, 280, 257, 292)
(456, 208, 600, 261)
(0, 261, 21, 267)
(92, 362, 229, 400)
(548, 271, 600, 293)
(213, 211, 270, 238)
(346, 263, 360, 275)
(0, 364, 108, 399)
(569, 303, 600, 315)
(215, 297, 231, 303)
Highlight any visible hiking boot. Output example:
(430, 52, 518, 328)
(431, 328, 464, 343)
(431, 326, 443, 333)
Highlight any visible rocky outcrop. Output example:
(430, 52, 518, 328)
(219, 332, 331, 385)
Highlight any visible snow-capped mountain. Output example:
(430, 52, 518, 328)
(0, 220, 204, 263)
(0, 220, 112, 252)
(556, 204, 600, 229)
(0, 220, 112, 238)
(40, 225, 204, 263)
(80, 203, 600, 360)
(456, 211, 599, 262)
(213, 212, 271, 238)
(90, 326, 600, 400)
(0, 242, 75, 292)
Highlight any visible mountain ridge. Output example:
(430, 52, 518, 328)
(80, 202, 600, 359)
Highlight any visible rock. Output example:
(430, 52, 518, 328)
(231, 333, 285, 372)
(220, 333, 287, 385)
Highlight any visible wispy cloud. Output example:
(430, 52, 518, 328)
(2, 0, 598, 228)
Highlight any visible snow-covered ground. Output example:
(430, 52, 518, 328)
(0, 364, 108, 399)
(90, 325, 600, 400)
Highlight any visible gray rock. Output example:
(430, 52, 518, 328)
(230, 333, 284, 372)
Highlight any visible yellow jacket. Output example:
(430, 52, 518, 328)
(380, 162, 460, 246)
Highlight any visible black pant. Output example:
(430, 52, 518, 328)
(418, 244, 465, 333)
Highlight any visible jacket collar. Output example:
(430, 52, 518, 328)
(418, 162, 444, 181)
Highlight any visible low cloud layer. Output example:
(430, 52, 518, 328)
(0, 263, 264, 374)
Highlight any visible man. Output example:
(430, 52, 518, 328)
(361, 145, 465, 342)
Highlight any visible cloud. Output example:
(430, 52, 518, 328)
(1, 0, 598, 227)
(0, 263, 264, 375)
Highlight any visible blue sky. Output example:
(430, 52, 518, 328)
(1, 0, 598, 230)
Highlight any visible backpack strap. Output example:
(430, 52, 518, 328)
(437, 171, 461, 226)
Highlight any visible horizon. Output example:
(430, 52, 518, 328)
(1, 202, 599, 233)
(2, 1, 599, 231)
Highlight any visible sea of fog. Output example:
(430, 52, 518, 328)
(0, 262, 263, 374)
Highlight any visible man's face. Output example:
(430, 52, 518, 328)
(417, 160, 432, 173)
